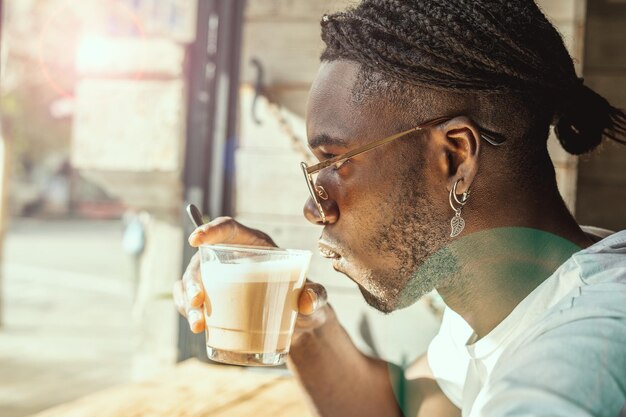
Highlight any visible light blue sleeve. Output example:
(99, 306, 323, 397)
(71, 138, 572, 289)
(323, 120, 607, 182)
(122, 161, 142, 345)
(477, 315, 626, 417)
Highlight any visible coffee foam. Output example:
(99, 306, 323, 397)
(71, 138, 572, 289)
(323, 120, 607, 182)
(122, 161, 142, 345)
(200, 257, 306, 284)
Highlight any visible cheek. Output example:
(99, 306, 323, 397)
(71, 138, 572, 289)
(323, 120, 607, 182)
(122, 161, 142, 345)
(425, 148, 449, 198)
(334, 161, 408, 245)
(343, 161, 401, 210)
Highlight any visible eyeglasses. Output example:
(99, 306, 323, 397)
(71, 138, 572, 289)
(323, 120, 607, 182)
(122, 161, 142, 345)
(300, 116, 505, 223)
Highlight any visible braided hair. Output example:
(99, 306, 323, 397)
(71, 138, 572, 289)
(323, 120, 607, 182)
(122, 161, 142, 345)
(320, 0, 626, 155)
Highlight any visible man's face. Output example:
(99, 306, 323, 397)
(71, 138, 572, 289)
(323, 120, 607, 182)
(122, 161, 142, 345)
(304, 61, 450, 313)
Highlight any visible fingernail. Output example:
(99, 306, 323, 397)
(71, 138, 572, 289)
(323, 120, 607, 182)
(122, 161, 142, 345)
(188, 229, 204, 243)
(306, 288, 319, 311)
(186, 282, 201, 300)
(188, 309, 202, 328)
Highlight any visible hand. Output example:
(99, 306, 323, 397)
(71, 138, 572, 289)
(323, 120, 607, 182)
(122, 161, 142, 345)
(172, 216, 330, 336)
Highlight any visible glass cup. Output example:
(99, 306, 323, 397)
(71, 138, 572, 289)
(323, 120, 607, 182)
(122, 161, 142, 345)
(198, 244, 312, 366)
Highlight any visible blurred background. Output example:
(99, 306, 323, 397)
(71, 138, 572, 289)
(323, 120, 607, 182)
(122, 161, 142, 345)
(0, 0, 624, 416)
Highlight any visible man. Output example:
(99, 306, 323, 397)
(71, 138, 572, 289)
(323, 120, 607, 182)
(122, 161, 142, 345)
(173, 1, 626, 416)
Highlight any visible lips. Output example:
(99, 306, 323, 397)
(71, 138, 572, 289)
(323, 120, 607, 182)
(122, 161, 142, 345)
(319, 240, 352, 278)
(318, 241, 341, 259)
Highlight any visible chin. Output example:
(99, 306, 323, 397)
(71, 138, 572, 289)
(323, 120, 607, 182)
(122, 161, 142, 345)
(333, 257, 412, 313)
(357, 284, 397, 314)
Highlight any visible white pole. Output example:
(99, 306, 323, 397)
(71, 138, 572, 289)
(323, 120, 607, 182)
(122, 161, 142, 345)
(0, 124, 8, 326)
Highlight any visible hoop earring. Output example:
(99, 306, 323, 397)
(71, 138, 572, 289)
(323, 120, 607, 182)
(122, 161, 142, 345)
(449, 179, 470, 238)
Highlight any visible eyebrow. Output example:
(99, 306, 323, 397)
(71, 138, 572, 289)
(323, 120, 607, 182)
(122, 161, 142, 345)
(308, 133, 349, 150)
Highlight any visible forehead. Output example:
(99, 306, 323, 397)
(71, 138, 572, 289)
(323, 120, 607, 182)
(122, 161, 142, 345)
(306, 61, 383, 147)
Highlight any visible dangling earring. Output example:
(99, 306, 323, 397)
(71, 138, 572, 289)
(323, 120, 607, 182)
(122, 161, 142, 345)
(449, 179, 470, 238)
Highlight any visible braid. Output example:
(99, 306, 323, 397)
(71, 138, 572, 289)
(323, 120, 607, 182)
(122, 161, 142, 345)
(320, 0, 626, 154)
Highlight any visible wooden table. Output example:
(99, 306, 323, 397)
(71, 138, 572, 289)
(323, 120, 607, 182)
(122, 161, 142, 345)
(29, 359, 313, 417)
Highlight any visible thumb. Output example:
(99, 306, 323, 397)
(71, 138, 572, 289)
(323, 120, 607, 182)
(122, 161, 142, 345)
(298, 282, 328, 316)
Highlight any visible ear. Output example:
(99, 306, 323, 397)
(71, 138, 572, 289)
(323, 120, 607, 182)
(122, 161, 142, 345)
(439, 116, 481, 194)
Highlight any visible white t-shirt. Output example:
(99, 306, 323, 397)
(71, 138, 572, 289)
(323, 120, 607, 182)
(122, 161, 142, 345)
(427, 230, 626, 417)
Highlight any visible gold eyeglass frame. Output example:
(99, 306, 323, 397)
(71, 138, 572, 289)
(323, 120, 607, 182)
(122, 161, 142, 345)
(300, 116, 506, 223)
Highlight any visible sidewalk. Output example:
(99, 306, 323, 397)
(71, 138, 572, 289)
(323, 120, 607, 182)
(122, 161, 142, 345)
(0, 218, 135, 417)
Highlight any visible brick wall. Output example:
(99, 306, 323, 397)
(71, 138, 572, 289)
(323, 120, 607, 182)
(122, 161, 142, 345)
(575, 0, 626, 231)
(536, 0, 588, 212)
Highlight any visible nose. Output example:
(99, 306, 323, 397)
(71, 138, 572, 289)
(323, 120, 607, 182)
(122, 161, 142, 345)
(303, 196, 339, 225)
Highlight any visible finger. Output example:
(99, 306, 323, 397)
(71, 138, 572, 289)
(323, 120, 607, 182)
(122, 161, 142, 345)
(172, 280, 187, 317)
(188, 217, 276, 247)
(298, 282, 328, 316)
(175, 270, 206, 332)
(181, 253, 204, 308)
(187, 308, 205, 333)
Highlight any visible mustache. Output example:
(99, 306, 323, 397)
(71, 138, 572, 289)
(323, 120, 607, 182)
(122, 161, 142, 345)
(319, 232, 343, 248)
(318, 232, 350, 258)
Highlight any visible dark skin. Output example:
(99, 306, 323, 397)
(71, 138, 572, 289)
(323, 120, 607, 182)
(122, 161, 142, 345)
(304, 61, 593, 336)
(174, 60, 596, 416)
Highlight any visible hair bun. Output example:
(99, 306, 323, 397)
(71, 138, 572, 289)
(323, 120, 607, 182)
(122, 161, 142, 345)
(555, 82, 626, 155)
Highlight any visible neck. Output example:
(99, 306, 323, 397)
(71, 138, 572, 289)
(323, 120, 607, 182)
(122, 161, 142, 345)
(436, 164, 594, 339)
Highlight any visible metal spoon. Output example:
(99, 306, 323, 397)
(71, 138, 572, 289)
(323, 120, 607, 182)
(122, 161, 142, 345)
(186, 204, 205, 227)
